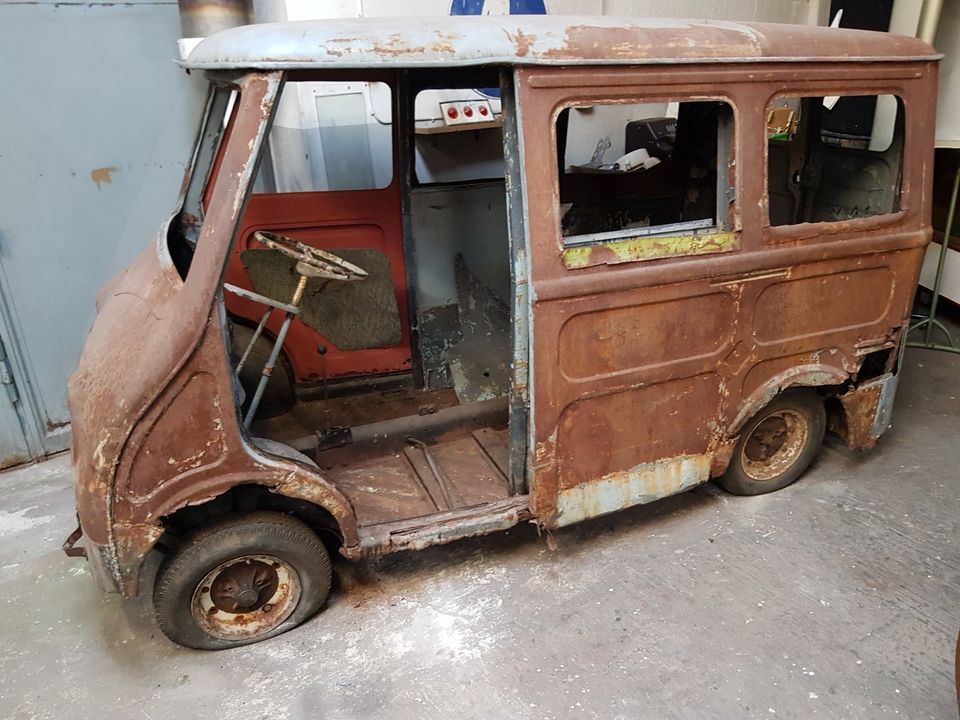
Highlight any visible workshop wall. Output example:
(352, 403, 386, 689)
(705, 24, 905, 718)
(0, 1, 207, 466)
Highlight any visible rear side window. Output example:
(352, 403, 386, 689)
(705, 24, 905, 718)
(554, 98, 735, 259)
(253, 81, 393, 194)
(766, 94, 904, 227)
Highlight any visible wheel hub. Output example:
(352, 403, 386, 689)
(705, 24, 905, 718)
(744, 416, 789, 461)
(191, 554, 301, 641)
(740, 409, 809, 482)
(209, 559, 279, 613)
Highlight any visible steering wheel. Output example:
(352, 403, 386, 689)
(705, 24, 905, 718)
(252, 231, 368, 282)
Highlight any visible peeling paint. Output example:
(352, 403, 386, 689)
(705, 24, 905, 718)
(562, 232, 739, 269)
(555, 454, 711, 526)
(181, 16, 940, 71)
(90, 166, 118, 190)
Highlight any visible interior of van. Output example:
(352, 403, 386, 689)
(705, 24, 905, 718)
(208, 73, 762, 528)
(218, 72, 517, 527)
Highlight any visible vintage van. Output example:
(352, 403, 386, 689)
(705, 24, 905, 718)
(63, 16, 939, 648)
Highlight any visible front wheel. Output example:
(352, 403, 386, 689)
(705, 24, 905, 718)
(718, 389, 826, 496)
(154, 511, 332, 650)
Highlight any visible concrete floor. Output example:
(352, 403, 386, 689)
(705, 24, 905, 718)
(1, 349, 958, 720)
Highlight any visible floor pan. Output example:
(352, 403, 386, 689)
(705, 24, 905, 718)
(324, 427, 511, 527)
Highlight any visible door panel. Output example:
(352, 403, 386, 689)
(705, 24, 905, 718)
(556, 373, 723, 490)
(516, 67, 741, 525)
(226, 185, 410, 382)
(224, 75, 408, 383)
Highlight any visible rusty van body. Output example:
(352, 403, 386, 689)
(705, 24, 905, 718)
(65, 16, 939, 648)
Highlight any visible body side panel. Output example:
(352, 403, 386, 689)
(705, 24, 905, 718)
(516, 61, 936, 527)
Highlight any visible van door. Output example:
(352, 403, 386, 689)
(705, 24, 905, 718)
(516, 68, 741, 526)
(225, 76, 410, 383)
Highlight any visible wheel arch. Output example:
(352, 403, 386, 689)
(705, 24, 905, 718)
(727, 365, 848, 437)
(115, 472, 358, 599)
(159, 483, 346, 550)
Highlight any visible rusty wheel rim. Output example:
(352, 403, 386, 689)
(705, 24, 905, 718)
(740, 409, 808, 482)
(191, 554, 301, 641)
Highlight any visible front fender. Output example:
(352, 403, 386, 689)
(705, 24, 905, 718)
(112, 457, 359, 598)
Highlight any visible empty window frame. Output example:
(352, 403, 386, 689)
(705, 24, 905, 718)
(253, 81, 393, 194)
(766, 94, 904, 227)
(555, 98, 735, 248)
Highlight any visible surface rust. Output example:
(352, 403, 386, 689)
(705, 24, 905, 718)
(515, 58, 936, 525)
(67, 38, 937, 596)
(181, 16, 940, 71)
(835, 381, 886, 451)
(68, 73, 360, 596)
(562, 231, 739, 269)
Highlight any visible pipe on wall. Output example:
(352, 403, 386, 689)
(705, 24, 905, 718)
(178, 0, 252, 38)
(917, 0, 944, 43)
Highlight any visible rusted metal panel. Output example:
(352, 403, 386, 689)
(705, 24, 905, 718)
(349, 495, 532, 559)
(555, 454, 711, 526)
(517, 59, 938, 526)
(835, 381, 885, 451)
(834, 373, 900, 451)
(67, 35, 939, 606)
(562, 230, 738, 268)
(752, 268, 896, 344)
(68, 73, 366, 596)
(557, 291, 736, 380)
(323, 428, 512, 528)
(182, 17, 940, 71)
(555, 374, 723, 491)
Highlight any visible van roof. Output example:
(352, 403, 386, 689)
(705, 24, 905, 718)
(183, 16, 939, 71)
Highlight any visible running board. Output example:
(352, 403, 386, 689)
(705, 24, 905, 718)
(342, 495, 532, 559)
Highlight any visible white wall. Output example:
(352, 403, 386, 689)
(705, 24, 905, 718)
(259, 0, 824, 23)
(600, 0, 817, 23)
(934, 0, 960, 148)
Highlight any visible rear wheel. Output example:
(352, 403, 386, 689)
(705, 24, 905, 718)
(154, 511, 332, 650)
(718, 389, 826, 496)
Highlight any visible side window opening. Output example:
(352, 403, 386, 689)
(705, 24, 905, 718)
(253, 81, 393, 193)
(556, 99, 735, 248)
(766, 94, 904, 227)
(235, 80, 403, 357)
(167, 85, 236, 280)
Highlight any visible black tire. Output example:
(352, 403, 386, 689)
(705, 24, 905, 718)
(718, 389, 826, 496)
(154, 511, 332, 650)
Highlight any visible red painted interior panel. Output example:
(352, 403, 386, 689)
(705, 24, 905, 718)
(226, 183, 411, 382)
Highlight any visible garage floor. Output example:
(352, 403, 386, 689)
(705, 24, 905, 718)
(2, 347, 958, 720)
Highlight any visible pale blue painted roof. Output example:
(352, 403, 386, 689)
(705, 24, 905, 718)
(184, 16, 939, 70)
